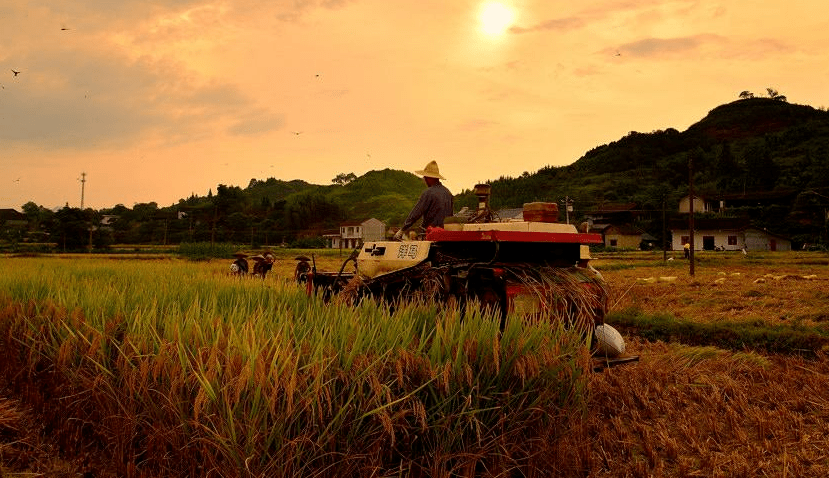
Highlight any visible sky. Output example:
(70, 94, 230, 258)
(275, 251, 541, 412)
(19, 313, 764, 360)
(2, 0, 829, 211)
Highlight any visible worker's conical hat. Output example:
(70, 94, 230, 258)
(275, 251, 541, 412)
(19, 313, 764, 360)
(414, 160, 445, 180)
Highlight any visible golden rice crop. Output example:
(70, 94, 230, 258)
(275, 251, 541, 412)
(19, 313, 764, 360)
(0, 256, 593, 477)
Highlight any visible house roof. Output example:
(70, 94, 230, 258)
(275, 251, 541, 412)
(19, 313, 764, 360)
(495, 208, 524, 221)
(339, 218, 384, 227)
(0, 208, 27, 222)
(605, 223, 645, 235)
(587, 223, 611, 234)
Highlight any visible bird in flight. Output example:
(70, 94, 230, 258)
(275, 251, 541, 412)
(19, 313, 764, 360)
(615, 51, 622, 57)
(61, 26, 70, 31)
(292, 131, 303, 136)
(11, 69, 20, 77)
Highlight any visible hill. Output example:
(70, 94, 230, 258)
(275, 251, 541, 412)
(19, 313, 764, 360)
(53, 97, 826, 248)
(455, 98, 829, 246)
(175, 97, 829, 246)
(326, 169, 426, 225)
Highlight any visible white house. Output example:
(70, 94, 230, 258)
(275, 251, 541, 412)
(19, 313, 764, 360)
(329, 218, 386, 249)
(671, 218, 791, 252)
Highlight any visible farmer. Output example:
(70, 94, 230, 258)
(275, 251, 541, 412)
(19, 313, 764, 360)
(394, 160, 453, 240)
(231, 252, 249, 275)
(251, 250, 275, 278)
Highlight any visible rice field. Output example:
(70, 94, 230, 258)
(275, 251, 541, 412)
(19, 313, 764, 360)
(2, 250, 829, 476)
(0, 254, 594, 477)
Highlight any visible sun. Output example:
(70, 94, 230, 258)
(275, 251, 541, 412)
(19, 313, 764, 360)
(478, 1, 515, 37)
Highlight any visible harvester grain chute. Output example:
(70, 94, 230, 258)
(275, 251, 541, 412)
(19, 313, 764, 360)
(298, 185, 638, 369)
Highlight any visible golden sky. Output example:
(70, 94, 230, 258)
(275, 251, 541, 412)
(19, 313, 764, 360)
(2, 0, 829, 210)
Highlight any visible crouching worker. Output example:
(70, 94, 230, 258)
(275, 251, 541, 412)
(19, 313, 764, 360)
(230, 252, 249, 275)
(393, 160, 453, 240)
(251, 251, 276, 279)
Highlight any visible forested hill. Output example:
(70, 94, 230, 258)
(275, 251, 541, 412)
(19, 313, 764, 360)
(34, 97, 829, 248)
(163, 97, 829, 243)
(166, 168, 426, 239)
(455, 98, 829, 236)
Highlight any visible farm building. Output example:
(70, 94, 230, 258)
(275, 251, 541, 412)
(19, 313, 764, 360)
(678, 191, 798, 214)
(0, 208, 27, 227)
(328, 218, 386, 249)
(588, 223, 646, 249)
(670, 218, 791, 251)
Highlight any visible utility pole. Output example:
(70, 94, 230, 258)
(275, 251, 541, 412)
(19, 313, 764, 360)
(688, 155, 695, 276)
(560, 196, 574, 224)
(79, 172, 86, 209)
(662, 196, 667, 263)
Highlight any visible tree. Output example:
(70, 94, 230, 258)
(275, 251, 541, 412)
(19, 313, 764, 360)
(766, 88, 787, 101)
(743, 141, 779, 191)
(739, 90, 754, 99)
(214, 184, 246, 217)
(332, 172, 357, 185)
(714, 142, 743, 191)
(52, 206, 90, 251)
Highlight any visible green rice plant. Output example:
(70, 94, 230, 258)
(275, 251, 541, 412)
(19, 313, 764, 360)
(0, 257, 593, 477)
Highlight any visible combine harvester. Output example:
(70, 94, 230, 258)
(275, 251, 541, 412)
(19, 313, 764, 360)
(297, 185, 638, 369)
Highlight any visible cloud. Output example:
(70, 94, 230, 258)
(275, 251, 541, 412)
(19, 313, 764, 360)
(509, 17, 586, 34)
(621, 35, 722, 57)
(0, 44, 280, 149)
(614, 34, 794, 60)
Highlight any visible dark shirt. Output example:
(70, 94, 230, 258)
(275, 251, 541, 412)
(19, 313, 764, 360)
(232, 258, 249, 274)
(402, 182, 453, 231)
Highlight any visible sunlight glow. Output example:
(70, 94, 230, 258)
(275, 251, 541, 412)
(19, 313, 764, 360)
(479, 2, 515, 37)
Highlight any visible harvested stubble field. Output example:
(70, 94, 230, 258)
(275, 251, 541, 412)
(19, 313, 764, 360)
(1, 250, 829, 477)
(581, 250, 829, 477)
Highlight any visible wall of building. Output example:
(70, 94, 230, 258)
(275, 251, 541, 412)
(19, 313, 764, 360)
(672, 229, 791, 251)
(744, 229, 791, 251)
(361, 218, 386, 242)
(671, 230, 745, 251)
(678, 196, 710, 213)
(604, 233, 641, 249)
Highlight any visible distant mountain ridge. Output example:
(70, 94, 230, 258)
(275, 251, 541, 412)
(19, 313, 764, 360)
(159, 97, 829, 245)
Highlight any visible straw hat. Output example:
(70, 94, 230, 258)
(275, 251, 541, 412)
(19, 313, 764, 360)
(414, 160, 446, 180)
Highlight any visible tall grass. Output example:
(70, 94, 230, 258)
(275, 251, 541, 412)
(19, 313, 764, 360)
(0, 257, 593, 477)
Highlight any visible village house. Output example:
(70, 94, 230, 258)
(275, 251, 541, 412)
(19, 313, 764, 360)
(678, 191, 798, 214)
(588, 223, 647, 249)
(670, 207, 792, 252)
(327, 218, 386, 249)
(0, 208, 27, 227)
